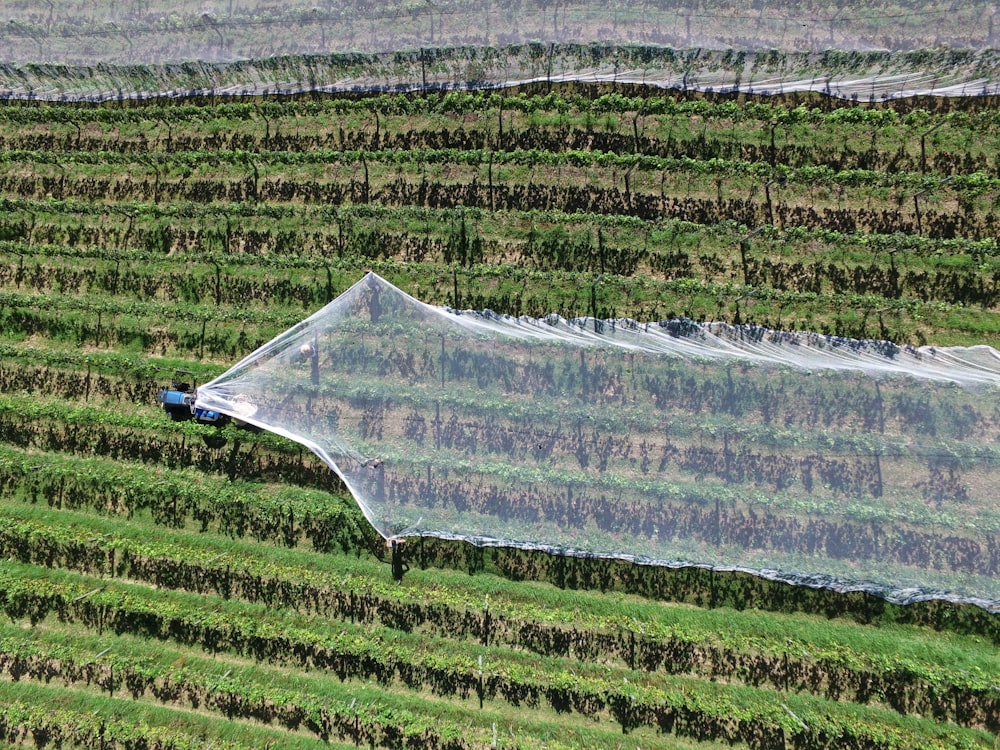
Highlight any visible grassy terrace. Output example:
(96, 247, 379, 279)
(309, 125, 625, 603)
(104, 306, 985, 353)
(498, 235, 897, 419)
(0, 64, 997, 749)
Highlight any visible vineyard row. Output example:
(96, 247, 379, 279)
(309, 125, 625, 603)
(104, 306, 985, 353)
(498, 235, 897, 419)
(3, 170, 995, 243)
(0, 563, 989, 749)
(7, 353, 996, 474)
(4, 146, 999, 192)
(0, 692, 253, 750)
(4, 92, 999, 129)
(2, 200, 998, 261)
(7, 261, 976, 354)
(1, 510, 995, 729)
(0, 653, 473, 750)
(5, 369, 998, 535)
(1, 436, 997, 643)
(4, 228, 997, 314)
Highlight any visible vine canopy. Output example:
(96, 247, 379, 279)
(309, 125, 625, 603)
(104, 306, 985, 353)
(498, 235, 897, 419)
(197, 272, 1000, 610)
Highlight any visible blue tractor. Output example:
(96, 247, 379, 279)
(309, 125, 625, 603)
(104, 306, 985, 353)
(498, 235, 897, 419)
(158, 373, 229, 426)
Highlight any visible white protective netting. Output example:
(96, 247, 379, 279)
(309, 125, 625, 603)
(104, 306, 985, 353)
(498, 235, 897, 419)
(196, 272, 1000, 608)
(0, 1, 997, 100)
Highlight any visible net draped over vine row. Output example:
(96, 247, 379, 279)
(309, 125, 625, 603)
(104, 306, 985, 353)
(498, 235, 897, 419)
(197, 272, 1000, 609)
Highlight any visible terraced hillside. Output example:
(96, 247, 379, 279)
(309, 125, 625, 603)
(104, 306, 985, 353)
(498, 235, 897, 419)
(0, 83, 998, 749)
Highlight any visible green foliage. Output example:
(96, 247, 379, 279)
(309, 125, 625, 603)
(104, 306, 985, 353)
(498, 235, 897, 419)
(0, 78, 997, 750)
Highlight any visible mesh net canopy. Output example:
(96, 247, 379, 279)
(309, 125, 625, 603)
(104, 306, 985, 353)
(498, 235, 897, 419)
(197, 273, 1000, 609)
(1, 1, 998, 100)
